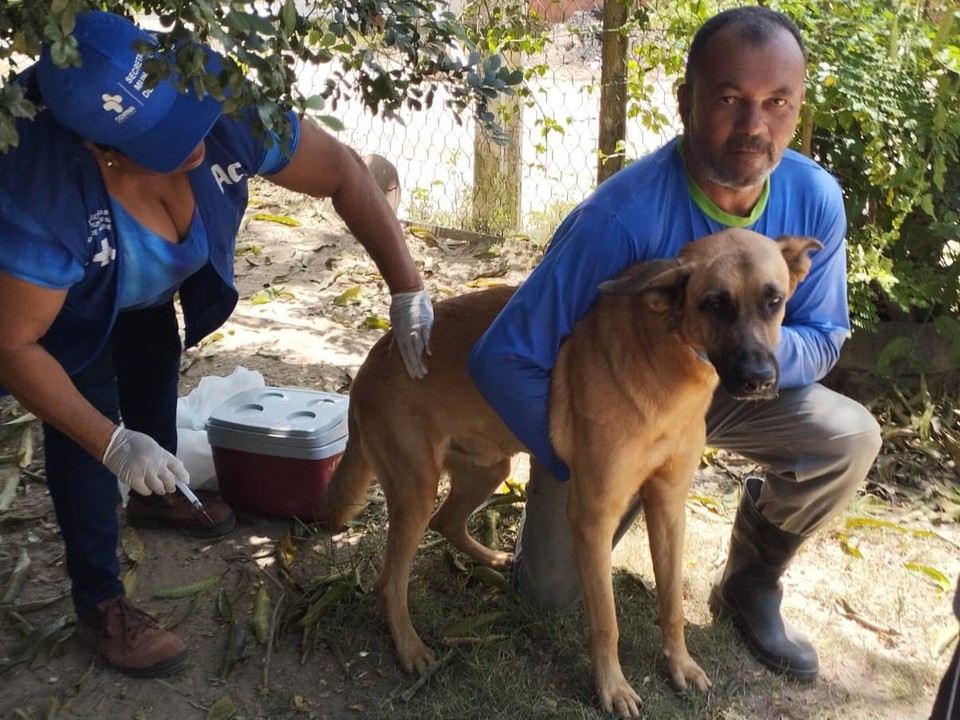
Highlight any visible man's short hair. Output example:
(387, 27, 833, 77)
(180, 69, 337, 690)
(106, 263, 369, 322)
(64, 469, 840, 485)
(685, 6, 807, 86)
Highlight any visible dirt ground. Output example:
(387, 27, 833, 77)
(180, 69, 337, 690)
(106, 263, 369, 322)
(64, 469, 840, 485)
(1, 180, 958, 720)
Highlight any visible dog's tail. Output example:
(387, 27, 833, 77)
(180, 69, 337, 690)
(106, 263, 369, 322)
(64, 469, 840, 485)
(324, 408, 375, 529)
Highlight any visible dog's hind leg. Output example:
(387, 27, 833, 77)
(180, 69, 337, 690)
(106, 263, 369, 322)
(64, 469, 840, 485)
(640, 464, 711, 692)
(373, 451, 444, 675)
(430, 454, 514, 568)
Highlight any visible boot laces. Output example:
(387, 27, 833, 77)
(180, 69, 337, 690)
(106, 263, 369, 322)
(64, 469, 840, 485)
(107, 597, 161, 647)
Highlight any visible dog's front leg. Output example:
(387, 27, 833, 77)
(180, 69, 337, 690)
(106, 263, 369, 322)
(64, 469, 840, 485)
(569, 477, 643, 717)
(641, 473, 711, 692)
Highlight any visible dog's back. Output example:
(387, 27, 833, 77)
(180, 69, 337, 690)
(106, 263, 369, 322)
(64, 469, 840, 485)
(324, 285, 523, 530)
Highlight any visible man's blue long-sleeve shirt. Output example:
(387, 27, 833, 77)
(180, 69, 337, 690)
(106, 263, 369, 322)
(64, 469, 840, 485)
(468, 138, 849, 480)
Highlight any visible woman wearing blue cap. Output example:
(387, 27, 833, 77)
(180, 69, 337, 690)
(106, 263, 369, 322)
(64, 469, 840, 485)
(0, 10, 433, 677)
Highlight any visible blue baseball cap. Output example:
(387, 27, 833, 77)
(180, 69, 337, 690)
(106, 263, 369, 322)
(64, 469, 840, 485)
(36, 11, 224, 173)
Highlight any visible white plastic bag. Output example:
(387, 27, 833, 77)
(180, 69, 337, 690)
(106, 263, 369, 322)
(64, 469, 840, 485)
(176, 366, 265, 490)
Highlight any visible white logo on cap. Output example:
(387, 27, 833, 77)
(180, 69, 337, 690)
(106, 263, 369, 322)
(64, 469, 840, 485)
(102, 94, 124, 113)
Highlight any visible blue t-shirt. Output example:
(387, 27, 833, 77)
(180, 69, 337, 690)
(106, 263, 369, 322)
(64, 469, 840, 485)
(113, 201, 209, 310)
(468, 137, 849, 480)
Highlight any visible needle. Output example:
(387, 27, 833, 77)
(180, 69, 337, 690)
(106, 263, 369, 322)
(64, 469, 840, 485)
(175, 480, 215, 525)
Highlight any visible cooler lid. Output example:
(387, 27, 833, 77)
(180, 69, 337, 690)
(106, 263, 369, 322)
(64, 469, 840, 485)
(206, 387, 348, 449)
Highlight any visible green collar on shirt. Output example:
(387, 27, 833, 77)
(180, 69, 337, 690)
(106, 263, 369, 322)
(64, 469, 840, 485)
(677, 138, 769, 227)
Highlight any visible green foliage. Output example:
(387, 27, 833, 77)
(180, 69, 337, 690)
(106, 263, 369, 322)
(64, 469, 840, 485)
(788, 0, 960, 330)
(625, 1, 701, 135)
(408, 181, 471, 229)
(0, 0, 522, 151)
(846, 225, 900, 331)
(524, 199, 577, 248)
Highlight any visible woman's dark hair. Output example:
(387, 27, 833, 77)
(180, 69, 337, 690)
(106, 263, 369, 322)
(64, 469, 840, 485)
(24, 68, 43, 105)
(685, 6, 807, 85)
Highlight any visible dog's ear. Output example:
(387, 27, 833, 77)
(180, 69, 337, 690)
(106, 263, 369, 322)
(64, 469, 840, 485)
(774, 235, 823, 294)
(598, 258, 691, 312)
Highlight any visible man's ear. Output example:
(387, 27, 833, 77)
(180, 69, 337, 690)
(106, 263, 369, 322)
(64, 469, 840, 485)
(677, 82, 690, 125)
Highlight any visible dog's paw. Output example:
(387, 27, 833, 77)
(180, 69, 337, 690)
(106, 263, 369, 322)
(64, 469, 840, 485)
(597, 674, 643, 718)
(667, 657, 711, 693)
(398, 639, 436, 675)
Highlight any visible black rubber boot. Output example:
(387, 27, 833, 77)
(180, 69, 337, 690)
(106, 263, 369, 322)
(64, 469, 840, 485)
(709, 476, 819, 680)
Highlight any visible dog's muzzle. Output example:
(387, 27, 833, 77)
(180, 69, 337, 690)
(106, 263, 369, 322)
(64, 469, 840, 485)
(716, 350, 781, 400)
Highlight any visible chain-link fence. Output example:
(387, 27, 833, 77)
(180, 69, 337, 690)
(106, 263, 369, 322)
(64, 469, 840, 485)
(294, 1, 681, 243)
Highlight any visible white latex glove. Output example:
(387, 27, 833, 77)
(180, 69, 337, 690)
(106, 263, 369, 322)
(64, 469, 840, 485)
(102, 426, 189, 496)
(389, 289, 434, 379)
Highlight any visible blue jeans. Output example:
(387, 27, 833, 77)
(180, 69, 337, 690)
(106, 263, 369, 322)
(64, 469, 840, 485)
(43, 302, 181, 610)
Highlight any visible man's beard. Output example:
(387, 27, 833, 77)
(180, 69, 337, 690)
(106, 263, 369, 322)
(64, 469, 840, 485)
(687, 133, 779, 189)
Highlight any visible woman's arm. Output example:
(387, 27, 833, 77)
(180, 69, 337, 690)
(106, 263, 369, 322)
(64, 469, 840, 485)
(0, 271, 116, 459)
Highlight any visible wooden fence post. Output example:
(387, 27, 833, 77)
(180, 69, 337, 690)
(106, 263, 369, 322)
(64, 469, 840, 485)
(473, 49, 523, 234)
(597, 0, 629, 185)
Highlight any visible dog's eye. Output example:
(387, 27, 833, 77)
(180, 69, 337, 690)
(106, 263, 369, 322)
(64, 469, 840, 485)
(700, 292, 731, 319)
(767, 295, 784, 313)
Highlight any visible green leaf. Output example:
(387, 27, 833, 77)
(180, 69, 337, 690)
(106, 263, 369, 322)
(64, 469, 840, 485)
(281, 0, 297, 35)
(932, 622, 960, 656)
(301, 94, 327, 111)
(362, 316, 390, 330)
(333, 286, 363, 306)
(49, 36, 79, 67)
(315, 114, 345, 132)
(442, 610, 510, 636)
(0, 119, 18, 153)
(836, 532, 863, 559)
(250, 285, 294, 304)
(206, 695, 237, 720)
(251, 212, 300, 227)
(845, 517, 908, 533)
(153, 574, 222, 599)
(0, 615, 72, 674)
(903, 563, 952, 592)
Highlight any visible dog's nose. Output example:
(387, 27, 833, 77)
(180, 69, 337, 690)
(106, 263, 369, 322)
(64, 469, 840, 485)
(746, 374, 777, 396)
(736, 367, 778, 398)
(719, 359, 779, 399)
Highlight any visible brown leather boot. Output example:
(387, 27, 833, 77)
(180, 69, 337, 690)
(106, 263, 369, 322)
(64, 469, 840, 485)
(76, 596, 187, 678)
(126, 489, 235, 539)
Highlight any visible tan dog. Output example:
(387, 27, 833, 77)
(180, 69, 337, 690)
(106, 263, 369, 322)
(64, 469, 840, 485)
(325, 228, 821, 716)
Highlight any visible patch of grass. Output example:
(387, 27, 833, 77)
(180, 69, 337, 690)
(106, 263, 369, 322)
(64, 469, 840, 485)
(288, 467, 953, 720)
(521, 199, 579, 248)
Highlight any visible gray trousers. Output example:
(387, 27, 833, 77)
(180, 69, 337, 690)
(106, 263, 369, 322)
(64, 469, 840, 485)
(513, 383, 883, 609)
